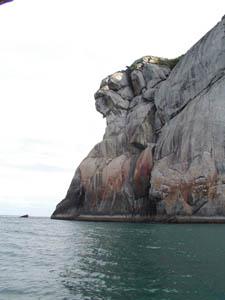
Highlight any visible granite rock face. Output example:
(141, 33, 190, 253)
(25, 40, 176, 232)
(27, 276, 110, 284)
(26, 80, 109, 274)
(52, 17, 225, 221)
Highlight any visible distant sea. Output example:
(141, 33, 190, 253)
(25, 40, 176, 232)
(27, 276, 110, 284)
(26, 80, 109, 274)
(1, 216, 225, 300)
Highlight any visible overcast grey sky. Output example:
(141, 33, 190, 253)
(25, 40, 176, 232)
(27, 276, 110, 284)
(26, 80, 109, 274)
(1, 0, 225, 216)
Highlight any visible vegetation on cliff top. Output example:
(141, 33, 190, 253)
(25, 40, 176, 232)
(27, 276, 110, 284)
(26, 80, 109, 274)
(129, 55, 184, 71)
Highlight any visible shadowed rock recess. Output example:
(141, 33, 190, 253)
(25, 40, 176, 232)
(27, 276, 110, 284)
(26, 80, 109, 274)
(52, 16, 225, 222)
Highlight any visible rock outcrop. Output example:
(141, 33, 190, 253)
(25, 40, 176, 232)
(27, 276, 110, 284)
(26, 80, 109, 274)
(52, 16, 225, 222)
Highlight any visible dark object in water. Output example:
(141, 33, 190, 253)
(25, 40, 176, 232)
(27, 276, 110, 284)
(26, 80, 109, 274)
(20, 214, 29, 218)
(0, 0, 14, 5)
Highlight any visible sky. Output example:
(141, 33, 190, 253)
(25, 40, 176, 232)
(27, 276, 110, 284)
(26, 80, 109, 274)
(0, 0, 225, 216)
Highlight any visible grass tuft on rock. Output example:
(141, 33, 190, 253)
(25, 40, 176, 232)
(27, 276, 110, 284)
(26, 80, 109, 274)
(129, 55, 184, 71)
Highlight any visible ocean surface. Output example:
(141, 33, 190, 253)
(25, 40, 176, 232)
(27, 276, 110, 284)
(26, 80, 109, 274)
(1, 217, 225, 300)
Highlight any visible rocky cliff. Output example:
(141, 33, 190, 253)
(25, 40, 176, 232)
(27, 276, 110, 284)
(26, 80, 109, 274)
(52, 16, 225, 222)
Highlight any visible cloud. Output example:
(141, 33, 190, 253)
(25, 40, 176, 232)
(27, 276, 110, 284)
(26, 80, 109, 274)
(0, 162, 72, 173)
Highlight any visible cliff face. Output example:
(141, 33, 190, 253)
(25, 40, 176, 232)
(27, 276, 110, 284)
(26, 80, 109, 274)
(52, 16, 225, 221)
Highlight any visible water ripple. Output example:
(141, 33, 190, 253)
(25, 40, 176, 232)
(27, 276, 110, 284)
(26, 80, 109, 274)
(1, 217, 225, 299)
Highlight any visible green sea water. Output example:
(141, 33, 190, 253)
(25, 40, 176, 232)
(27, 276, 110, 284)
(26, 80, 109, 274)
(1, 216, 225, 300)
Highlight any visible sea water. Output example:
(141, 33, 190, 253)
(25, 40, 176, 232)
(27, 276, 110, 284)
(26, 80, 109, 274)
(1, 216, 225, 300)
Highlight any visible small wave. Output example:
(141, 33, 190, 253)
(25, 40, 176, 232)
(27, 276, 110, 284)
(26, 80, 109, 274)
(181, 274, 192, 278)
(162, 288, 179, 294)
(147, 246, 161, 249)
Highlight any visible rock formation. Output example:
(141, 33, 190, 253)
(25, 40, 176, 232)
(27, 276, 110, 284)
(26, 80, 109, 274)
(52, 16, 225, 222)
